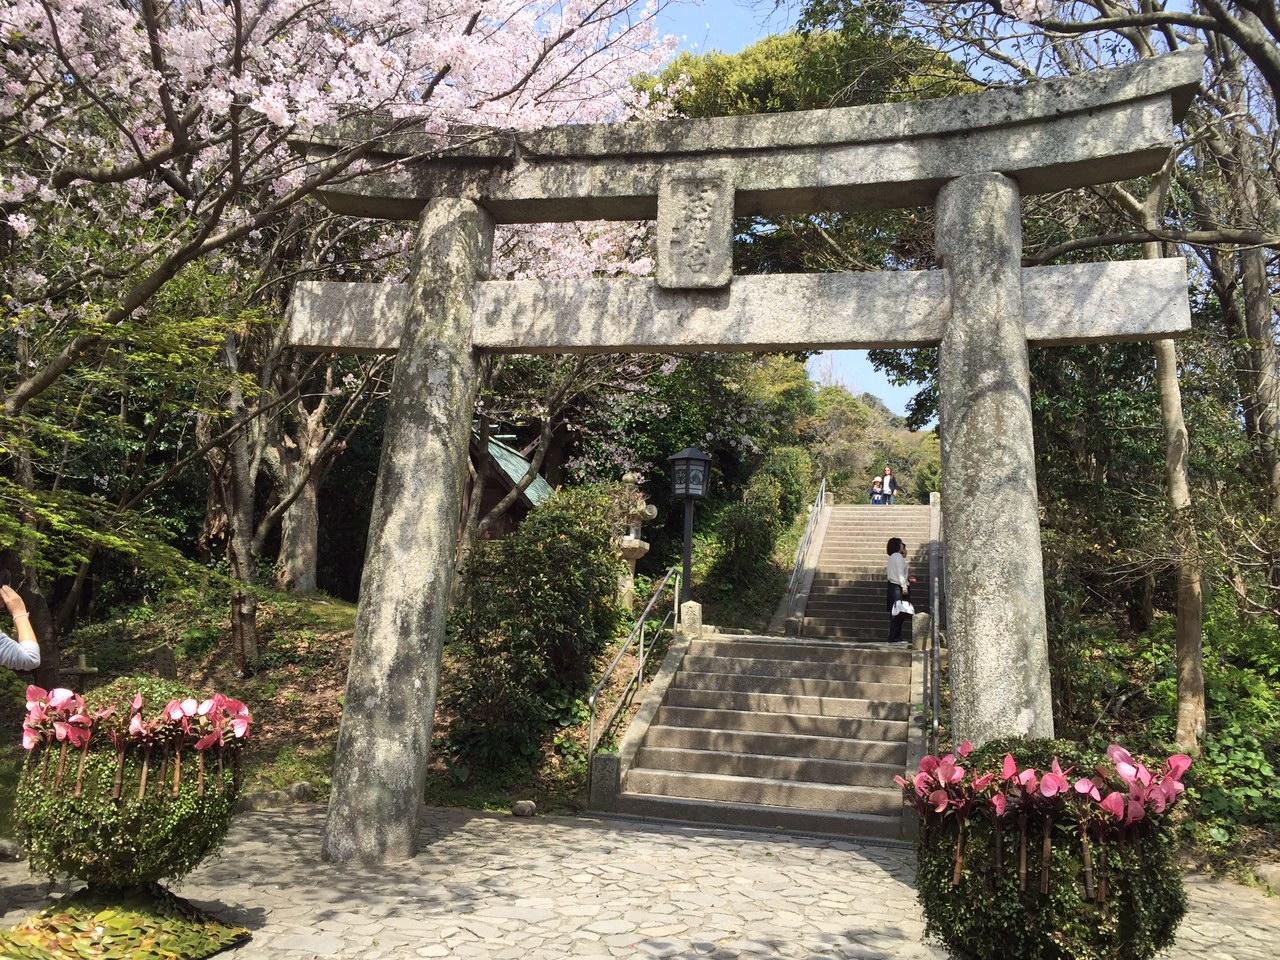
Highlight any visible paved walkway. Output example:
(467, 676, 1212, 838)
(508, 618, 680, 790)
(1, 807, 1276, 959)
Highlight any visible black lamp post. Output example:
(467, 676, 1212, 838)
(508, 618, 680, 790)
(668, 447, 712, 603)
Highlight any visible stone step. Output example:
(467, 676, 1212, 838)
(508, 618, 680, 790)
(652, 705, 910, 739)
(612, 792, 905, 840)
(811, 577, 930, 588)
(803, 622, 914, 641)
(822, 522, 931, 531)
(640, 725, 909, 764)
(685, 638, 910, 667)
(803, 601, 926, 615)
(680, 655, 911, 686)
(819, 552, 931, 560)
(622, 769, 903, 815)
(662, 688, 912, 722)
(633, 746, 903, 787)
(830, 506, 930, 514)
(672, 670, 909, 701)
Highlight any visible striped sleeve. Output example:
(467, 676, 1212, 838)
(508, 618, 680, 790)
(0, 628, 40, 670)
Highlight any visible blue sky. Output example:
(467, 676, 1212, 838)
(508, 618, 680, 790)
(653, 0, 923, 419)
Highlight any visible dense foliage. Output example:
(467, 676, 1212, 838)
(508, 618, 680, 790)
(912, 738, 1187, 960)
(445, 486, 625, 766)
(16, 676, 242, 888)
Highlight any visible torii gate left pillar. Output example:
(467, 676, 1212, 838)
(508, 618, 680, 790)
(321, 199, 491, 863)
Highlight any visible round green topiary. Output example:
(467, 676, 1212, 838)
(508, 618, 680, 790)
(16, 675, 244, 889)
(914, 738, 1186, 960)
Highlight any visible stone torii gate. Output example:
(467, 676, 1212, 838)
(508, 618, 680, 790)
(288, 50, 1202, 863)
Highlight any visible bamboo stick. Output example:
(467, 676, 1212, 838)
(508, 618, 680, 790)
(1018, 813, 1028, 892)
(197, 751, 205, 796)
(172, 746, 182, 796)
(137, 747, 151, 799)
(73, 745, 89, 798)
(111, 747, 125, 799)
(53, 741, 68, 791)
(1080, 824, 1095, 900)
(951, 820, 966, 887)
(1039, 817, 1053, 895)
(994, 820, 1003, 875)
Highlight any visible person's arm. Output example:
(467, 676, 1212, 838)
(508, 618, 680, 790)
(887, 554, 909, 589)
(0, 586, 40, 670)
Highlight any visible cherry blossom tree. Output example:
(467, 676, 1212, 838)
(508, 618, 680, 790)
(1, 0, 673, 672)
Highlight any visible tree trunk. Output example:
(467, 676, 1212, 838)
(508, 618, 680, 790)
(276, 472, 320, 593)
(1241, 246, 1280, 515)
(1153, 334, 1206, 753)
(225, 418, 259, 674)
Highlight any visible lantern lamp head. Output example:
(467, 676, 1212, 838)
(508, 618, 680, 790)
(668, 447, 712, 500)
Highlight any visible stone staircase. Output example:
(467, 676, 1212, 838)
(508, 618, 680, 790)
(612, 634, 915, 840)
(802, 505, 932, 642)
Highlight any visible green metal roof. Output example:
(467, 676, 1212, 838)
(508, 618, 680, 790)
(484, 436, 554, 507)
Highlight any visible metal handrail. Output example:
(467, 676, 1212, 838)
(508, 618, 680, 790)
(929, 541, 944, 756)
(781, 477, 827, 620)
(587, 566, 680, 762)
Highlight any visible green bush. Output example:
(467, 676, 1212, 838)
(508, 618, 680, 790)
(1053, 590, 1280, 847)
(16, 676, 241, 888)
(755, 446, 813, 519)
(915, 738, 1185, 960)
(713, 472, 783, 586)
(446, 485, 624, 766)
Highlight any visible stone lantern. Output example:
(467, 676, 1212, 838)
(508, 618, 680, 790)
(617, 473, 658, 609)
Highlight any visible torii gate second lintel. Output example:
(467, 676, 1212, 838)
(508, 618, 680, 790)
(305, 52, 1203, 864)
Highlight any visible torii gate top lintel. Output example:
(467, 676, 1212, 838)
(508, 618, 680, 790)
(294, 49, 1203, 224)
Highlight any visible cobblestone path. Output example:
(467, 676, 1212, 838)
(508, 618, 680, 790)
(1, 807, 1276, 959)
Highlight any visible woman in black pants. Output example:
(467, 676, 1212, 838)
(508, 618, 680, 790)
(885, 537, 911, 643)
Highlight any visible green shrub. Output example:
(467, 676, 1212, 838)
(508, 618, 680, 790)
(16, 676, 241, 888)
(446, 485, 624, 766)
(712, 472, 783, 587)
(755, 446, 813, 519)
(1054, 591, 1280, 847)
(915, 738, 1185, 960)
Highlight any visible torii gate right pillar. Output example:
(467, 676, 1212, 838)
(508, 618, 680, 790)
(936, 173, 1054, 743)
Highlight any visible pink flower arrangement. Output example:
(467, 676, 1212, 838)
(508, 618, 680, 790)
(23, 685, 252, 754)
(896, 741, 1192, 898)
(899, 741, 1191, 828)
(21, 684, 253, 800)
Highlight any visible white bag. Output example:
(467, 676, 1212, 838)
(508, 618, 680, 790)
(892, 599, 915, 617)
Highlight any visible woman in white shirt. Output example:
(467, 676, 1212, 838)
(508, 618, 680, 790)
(885, 537, 911, 643)
(0, 583, 41, 671)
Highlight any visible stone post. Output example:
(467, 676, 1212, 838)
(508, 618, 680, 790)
(679, 600, 703, 638)
(935, 173, 1054, 743)
(322, 199, 493, 863)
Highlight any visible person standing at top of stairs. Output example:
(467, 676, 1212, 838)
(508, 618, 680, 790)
(881, 466, 898, 505)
